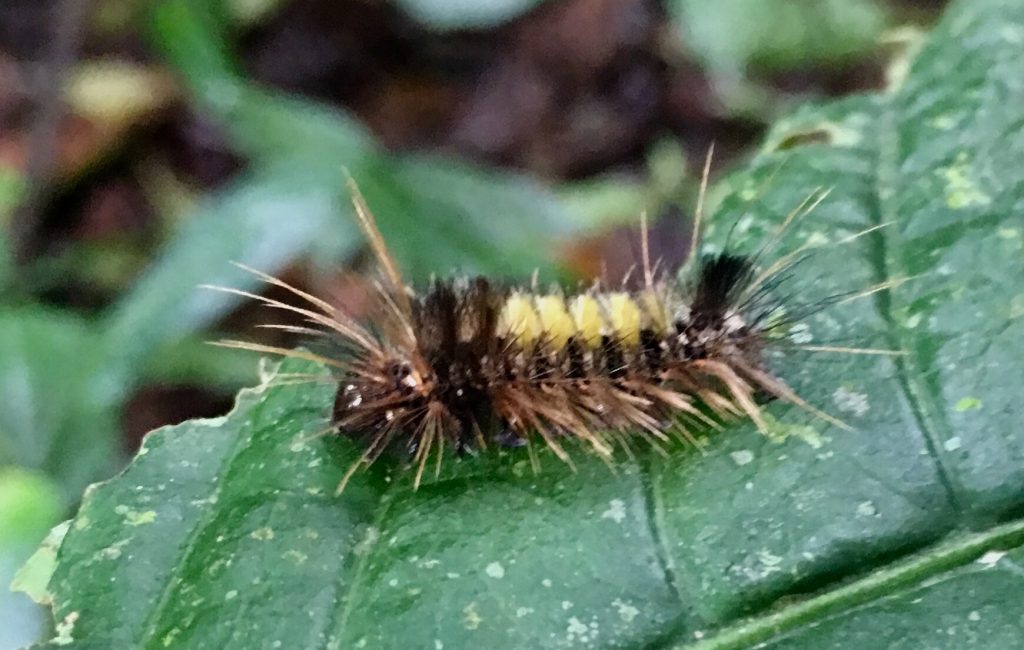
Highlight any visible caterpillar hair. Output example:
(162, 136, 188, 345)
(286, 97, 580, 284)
(210, 153, 894, 493)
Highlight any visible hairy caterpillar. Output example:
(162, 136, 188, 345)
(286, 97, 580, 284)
(212, 156, 895, 492)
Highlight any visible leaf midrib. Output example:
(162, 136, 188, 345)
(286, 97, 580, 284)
(669, 518, 1024, 650)
(328, 491, 395, 646)
(869, 64, 966, 517)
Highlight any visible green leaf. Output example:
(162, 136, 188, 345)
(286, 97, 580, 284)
(24, 0, 1024, 647)
(0, 471, 63, 650)
(356, 154, 573, 280)
(138, 335, 259, 392)
(670, 0, 887, 75)
(0, 165, 23, 291)
(100, 164, 351, 381)
(0, 308, 119, 501)
(0, 467, 63, 546)
(144, 4, 376, 168)
(668, 0, 889, 117)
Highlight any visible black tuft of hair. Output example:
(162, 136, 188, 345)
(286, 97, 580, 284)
(691, 253, 754, 319)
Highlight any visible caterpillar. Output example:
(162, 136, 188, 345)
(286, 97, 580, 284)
(212, 156, 894, 493)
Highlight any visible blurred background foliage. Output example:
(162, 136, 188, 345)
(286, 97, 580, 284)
(0, 0, 945, 646)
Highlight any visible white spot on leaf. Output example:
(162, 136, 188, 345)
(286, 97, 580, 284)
(463, 602, 482, 630)
(978, 551, 1006, 568)
(730, 450, 754, 466)
(566, 617, 591, 643)
(833, 386, 869, 417)
(612, 598, 639, 623)
(51, 611, 79, 646)
(485, 562, 505, 579)
(601, 499, 627, 524)
(354, 526, 380, 555)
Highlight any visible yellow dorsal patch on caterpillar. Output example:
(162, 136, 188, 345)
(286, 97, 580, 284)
(498, 292, 542, 345)
(535, 294, 576, 349)
(496, 290, 658, 351)
(639, 290, 670, 335)
(606, 293, 642, 346)
(570, 295, 603, 347)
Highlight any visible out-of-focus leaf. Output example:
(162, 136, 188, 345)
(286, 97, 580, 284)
(670, 0, 887, 75)
(0, 243, 8, 293)
(559, 138, 694, 229)
(0, 470, 64, 650)
(0, 167, 22, 289)
(559, 176, 650, 228)
(139, 335, 259, 392)
(0, 308, 119, 501)
(393, 0, 545, 30)
(147, 0, 570, 275)
(0, 167, 22, 222)
(146, 0, 376, 179)
(0, 468, 62, 545)
(669, 0, 888, 117)
(225, 0, 283, 26)
(101, 163, 353, 381)
(360, 155, 570, 279)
